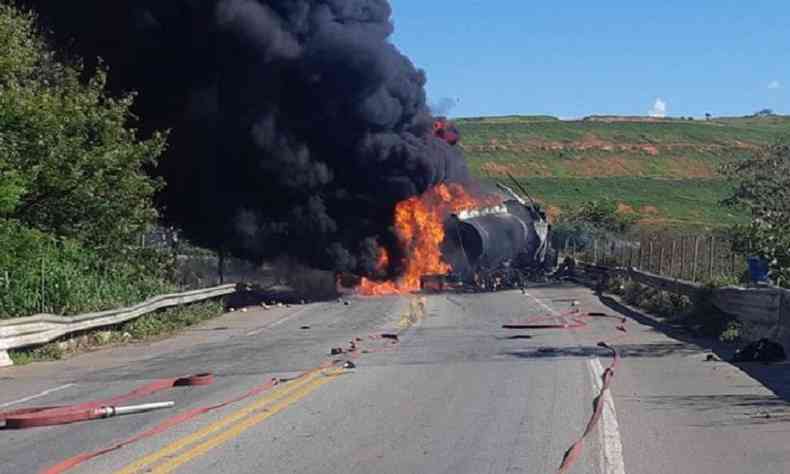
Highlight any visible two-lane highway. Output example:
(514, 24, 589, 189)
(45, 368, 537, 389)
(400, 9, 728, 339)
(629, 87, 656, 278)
(2, 283, 789, 473)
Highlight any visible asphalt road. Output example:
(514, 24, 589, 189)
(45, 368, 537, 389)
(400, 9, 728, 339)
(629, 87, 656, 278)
(2, 282, 789, 474)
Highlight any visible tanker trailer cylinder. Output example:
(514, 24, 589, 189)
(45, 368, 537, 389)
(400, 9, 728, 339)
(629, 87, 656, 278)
(448, 213, 535, 271)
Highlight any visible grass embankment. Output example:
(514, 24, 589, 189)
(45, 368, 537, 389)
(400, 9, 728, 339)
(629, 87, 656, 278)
(456, 115, 790, 229)
(513, 177, 745, 229)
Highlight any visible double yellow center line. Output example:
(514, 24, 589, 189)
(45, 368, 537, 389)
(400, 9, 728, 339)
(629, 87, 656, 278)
(116, 368, 342, 474)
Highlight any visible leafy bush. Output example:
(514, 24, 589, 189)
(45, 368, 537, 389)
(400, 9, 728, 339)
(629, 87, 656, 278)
(0, 4, 174, 319)
(719, 320, 743, 343)
(722, 139, 790, 287)
(563, 199, 637, 234)
(622, 280, 646, 305)
(0, 3, 166, 257)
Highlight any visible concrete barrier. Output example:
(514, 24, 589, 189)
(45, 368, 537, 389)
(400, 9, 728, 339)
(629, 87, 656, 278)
(575, 261, 789, 352)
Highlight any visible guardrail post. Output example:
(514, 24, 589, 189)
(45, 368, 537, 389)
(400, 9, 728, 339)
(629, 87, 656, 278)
(0, 350, 11, 368)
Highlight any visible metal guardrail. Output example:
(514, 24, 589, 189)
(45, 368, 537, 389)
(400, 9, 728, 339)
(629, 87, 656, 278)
(573, 261, 790, 351)
(0, 284, 237, 368)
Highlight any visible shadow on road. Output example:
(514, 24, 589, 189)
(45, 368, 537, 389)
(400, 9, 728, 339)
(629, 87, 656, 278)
(638, 394, 790, 427)
(504, 341, 701, 360)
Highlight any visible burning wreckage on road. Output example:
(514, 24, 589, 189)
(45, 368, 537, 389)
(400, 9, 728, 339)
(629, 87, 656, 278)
(424, 180, 556, 293)
(338, 119, 557, 295)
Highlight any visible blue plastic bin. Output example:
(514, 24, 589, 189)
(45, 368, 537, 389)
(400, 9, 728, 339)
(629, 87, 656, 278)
(747, 256, 770, 283)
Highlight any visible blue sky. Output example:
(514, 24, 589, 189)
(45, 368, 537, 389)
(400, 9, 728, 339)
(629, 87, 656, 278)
(390, 1, 789, 118)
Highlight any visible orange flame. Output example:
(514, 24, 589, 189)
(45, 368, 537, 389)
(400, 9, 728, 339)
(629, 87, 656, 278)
(375, 247, 390, 273)
(359, 183, 500, 295)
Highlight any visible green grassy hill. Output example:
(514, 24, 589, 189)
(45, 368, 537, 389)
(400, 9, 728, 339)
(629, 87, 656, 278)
(457, 115, 790, 230)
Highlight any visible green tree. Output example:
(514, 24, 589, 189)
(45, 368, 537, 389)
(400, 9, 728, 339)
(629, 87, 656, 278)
(0, 3, 167, 257)
(563, 199, 636, 234)
(722, 139, 790, 286)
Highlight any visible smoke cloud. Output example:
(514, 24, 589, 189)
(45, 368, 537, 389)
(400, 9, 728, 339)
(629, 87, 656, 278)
(23, 0, 469, 274)
(430, 97, 459, 116)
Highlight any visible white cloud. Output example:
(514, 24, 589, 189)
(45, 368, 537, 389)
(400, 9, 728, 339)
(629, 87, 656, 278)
(649, 98, 667, 118)
(768, 80, 781, 90)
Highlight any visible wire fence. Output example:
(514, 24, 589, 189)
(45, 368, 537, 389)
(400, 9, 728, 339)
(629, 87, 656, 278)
(140, 227, 264, 290)
(559, 234, 746, 284)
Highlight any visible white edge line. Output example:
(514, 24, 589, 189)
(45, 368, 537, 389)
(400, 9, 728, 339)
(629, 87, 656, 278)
(246, 306, 312, 336)
(524, 290, 625, 474)
(589, 358, 626, 474)
(588, 360, 607, 472)
(0, 383, 76, 409)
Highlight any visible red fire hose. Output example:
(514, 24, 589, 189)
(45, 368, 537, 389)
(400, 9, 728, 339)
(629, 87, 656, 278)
(502, 309, 627, 473)
(557, 341, 620, 474)
(18, 331, 398, 474)
(0, 373, 215, 429)
(35, 374, 281, 474)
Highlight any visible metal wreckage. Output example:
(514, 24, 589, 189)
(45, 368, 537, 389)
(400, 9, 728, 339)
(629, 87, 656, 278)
(409, 119, 557, 293)
(421, 175, 557, 293)
(424, 119, 557, 293)
(339, 117, 559, 295)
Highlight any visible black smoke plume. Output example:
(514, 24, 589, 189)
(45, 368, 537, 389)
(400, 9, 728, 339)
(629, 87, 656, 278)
(21, 0, 469, 274)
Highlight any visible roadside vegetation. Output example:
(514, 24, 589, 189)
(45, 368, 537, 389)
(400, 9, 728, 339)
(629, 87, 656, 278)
(606, 276, 741, 342)
(0, 3, 173, 319)
(722, 139, 790, 287)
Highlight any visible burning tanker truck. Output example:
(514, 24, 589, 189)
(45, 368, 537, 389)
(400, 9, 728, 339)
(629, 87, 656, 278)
(344, 118, 556, 295)
(427, 118, 555, 292)
(430, 179, 555, 292)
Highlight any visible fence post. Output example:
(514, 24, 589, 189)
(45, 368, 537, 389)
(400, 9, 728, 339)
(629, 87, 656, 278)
(594, 239, 598, 264)
(679, 236, 686, 280)
(670, 240, 677, 278)
(637, 240, 643, 270)
(730, 245, 736, 277)
(40, 253, 46, 313)
(219, 249, 225, 285)
(709, 236, 716, 280)
(649, 240, 655, 273)
(692, 236, 700, 282)
(658, 244, 665, 275)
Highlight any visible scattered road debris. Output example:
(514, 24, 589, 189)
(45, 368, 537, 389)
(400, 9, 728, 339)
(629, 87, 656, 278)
(731, 339, 786, 363)
(343, 361, 356, 369)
